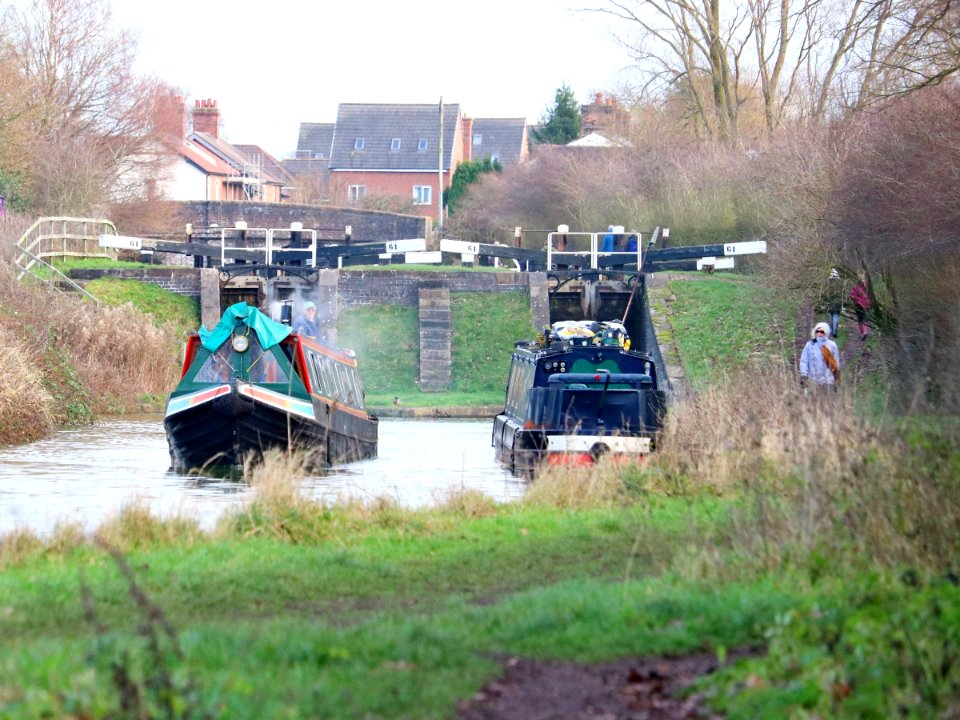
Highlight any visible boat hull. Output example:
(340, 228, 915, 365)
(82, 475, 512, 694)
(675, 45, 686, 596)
(492, 414, 654, 475)
(164, 383, 377, 472)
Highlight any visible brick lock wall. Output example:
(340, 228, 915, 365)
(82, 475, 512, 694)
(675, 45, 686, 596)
(70, 268, 202, 297)
(175, 201, 427, 243)
(337, 270, 529, 308)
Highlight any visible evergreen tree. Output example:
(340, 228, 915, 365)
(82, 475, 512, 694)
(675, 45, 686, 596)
(445, 157, 501, 214)
(531, 85, 582, 145)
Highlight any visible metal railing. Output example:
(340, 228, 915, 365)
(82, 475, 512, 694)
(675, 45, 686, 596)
(12, 216, 117, 304)
(545, 229, 645, 270)
(14, 216, 118, 280)
(12, 245, 100, 305)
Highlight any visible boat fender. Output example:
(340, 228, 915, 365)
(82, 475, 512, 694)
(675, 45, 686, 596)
(589, 442, 610, 461)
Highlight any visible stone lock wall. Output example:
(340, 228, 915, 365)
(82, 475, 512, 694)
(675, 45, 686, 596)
(175, 201, 428, 243)
(70, 267, 203, 297)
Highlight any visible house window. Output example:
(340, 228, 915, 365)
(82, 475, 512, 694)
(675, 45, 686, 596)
(354, 138, 365, 151)
(348, 185, 367, 203)
(473, 134, 482, 146)
(390, 138, 401, 151)
(490, 152, 501, 165)
(418, 138, 428, 151)
(314, 151, 325, 159)
(413, 185, 432, 205)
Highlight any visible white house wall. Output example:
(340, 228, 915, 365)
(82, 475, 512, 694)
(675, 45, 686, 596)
(159, 160, 217, 201)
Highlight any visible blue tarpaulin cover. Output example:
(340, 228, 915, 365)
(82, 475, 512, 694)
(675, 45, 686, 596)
(199, 302, 291, 352)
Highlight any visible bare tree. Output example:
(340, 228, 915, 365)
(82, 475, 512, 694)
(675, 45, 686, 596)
(594, 0, 752, 141)
(2, 0, 171, 213)
(591, 0, 960, 139)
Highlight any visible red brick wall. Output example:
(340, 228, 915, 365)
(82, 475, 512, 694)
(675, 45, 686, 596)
(330, 170, 450, 217)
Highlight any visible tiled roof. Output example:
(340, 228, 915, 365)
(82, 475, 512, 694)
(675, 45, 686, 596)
(281, 157, 328, 177)
(470, 118, 527, 167)
(295, 123, 335, 160)
(179, 137, 237, 176)
(233, 144, 295, 185)
(329, 103, 461, 171)
(189, 132, 284, 186)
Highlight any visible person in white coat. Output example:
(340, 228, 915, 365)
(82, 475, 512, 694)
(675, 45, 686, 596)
(800, 321, 840, 389)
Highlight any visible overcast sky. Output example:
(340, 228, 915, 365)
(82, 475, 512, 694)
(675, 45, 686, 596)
(109, 0, 635, 159)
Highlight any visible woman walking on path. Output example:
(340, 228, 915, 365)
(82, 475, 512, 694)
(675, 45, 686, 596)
(850, 280, 871, 340)
(800, 321, 841, 390)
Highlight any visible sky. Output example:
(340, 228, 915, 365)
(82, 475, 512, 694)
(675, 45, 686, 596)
(109, 0, 636, 160)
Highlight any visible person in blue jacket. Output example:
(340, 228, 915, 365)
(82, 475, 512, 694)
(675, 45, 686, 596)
(293, 301, 319, 339)
(600, 225, 615, 252)
(799, 321, 840, 390)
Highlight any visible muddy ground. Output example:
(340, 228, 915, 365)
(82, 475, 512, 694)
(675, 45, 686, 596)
(456, 649, 757, 720)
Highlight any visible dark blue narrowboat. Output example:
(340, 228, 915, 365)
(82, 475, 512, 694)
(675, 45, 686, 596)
(492, 319, 666, 474)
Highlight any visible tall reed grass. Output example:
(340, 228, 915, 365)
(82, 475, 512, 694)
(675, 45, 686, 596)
(651, 364, 960, 574)
(0, 261, 180, 437)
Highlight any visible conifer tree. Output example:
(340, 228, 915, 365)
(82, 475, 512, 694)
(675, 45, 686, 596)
(532, 85, 582, 145)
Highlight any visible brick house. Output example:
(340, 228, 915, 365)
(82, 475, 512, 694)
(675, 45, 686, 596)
(327, 102, 465, 219)
(580, 92, 630, 139)
(149, 97, 288, 203)
(188, 100, 287, 203)
(467, 118, 529, 168)
(285, 105, 529, 217)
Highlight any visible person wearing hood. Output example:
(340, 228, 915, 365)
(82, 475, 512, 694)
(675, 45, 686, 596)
(799, 321, 841, 389)
(293, 301, 319, 339)
(600, 225, 615, 252)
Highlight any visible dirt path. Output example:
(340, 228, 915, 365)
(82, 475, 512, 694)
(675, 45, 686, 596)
(457, 649, 756, 720)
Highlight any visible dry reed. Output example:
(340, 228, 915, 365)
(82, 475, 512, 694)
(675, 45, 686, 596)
(0, 260, 181, 431)
(652, 364, 960, 573)
(0, 327, 55, 443)
(522, 460, 634, 510)
(93, 500, 204, 551)
(217, 450, 333, 543)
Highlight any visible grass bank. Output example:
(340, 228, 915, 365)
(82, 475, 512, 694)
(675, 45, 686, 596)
(339, 290, 532, 408)
(0, 264, 182, 443)
(2, 272, 958, 718)
(2, 408, 958, 718)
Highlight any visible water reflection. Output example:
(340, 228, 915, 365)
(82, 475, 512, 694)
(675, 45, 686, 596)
(0, 417, 524, 537)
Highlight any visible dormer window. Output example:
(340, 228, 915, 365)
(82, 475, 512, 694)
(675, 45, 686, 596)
(354, 138, 365, 151)
(418, 138, 429, 151)
(473, 134, 482, 146)
(390, 138, 401, 151)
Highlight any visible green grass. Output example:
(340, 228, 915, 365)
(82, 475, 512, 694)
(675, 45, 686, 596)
(450, 291, 532, 397)
(668, 273, 798, 388)
(0, 496, 805, 719)
(55, 257, 161, 271)
(3, 474, 959, 719)
(339, 291, 532, 407)
(338, 304, 420, 402)
(700, 574, 960, 719)
(84, 276, 200, 338)
(2, 572, 800, 719)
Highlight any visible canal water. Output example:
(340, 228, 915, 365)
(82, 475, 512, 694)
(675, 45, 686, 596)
(0, 417, 525, 537)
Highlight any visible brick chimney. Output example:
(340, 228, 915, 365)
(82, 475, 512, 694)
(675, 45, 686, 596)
(192, 98, 220, 137)
(462, 116, 474, 163)
(156, 93, 186, 138)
